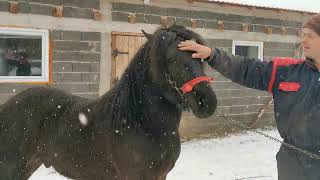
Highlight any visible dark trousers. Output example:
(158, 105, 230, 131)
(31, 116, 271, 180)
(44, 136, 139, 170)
(277, 144, 320, 180)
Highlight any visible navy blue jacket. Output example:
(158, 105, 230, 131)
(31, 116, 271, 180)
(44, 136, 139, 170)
(207, 48, 320, 180)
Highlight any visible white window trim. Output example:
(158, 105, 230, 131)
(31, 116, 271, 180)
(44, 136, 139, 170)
(232, 41, 264, 61)
(0, 27, 49, 83)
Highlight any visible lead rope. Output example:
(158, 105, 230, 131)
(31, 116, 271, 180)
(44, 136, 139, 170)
(216, 112, 320, 160)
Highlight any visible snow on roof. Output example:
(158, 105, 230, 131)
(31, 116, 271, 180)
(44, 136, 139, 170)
(208, 0, 320, 13)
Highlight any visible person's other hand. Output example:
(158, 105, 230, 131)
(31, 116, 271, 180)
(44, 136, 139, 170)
(178, 40, 213, 60)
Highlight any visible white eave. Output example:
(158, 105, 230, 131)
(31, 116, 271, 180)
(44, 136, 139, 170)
(208, 0, 320, 13)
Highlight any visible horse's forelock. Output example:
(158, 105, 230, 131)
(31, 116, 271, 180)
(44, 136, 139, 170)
(148, 26, 205, 84)
(164, 25, 205, 45)
(150, 25, 205, 49)
(149, 29, 177, 82)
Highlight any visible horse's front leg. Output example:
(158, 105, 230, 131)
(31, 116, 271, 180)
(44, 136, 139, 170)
(155, 162, 175, 180)
(21, 155, 43, 180)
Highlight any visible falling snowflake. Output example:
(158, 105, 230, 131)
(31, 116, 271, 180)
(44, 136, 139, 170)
(78, 112, 88, 126)
(12, 89, 16, 92)
(57, 105, 61, 109)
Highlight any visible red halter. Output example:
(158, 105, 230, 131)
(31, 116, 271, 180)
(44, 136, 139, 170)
(180, 76, 214, 95)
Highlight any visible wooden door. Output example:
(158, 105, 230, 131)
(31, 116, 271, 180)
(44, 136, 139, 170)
(111, 32, 147, 87)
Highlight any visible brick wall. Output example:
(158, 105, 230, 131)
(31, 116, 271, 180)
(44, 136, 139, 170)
(0, 0, 100, 19)
(51, 30, 101, 99)
(111, 2, 302, 35)
(264, 42, 300, 59)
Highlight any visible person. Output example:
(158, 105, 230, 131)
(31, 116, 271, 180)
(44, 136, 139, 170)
(15, 52, 31, 76)
(178, 13, 320, 180)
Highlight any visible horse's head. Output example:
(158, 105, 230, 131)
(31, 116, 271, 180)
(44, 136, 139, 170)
(143, 25, 217, 118)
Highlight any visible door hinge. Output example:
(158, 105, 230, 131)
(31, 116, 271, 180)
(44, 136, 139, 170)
(112, 48, 129, 58)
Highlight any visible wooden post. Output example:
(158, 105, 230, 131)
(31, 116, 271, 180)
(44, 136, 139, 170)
(242, 24, 249, 32)
(160, 16, 169, 27)
(248, 6, 256, 11)
(281, 27, 288, 36)
(275, 9, 284, 13)
(218, 21, 224, 32)
(9, 2, 20, 14)
(93, 10, 102, 21)
(128, 14, 136, 24)
(296, 29, 301, 36)
(52, 6, 63, 17)
(191, 19, 197, 29)
(265, 27, 272, 35)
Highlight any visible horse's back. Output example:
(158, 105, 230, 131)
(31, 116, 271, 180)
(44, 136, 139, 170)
(0, 87, 87, 150)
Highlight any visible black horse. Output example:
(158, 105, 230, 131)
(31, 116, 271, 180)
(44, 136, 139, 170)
(0, 25, 217, 180)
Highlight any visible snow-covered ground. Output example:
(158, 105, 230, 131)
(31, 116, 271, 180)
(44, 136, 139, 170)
(29, 129, 281, 180)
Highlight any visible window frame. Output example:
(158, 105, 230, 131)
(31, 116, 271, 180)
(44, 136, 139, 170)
(0, 27, 50, 83)
(232, 40, 264, 61)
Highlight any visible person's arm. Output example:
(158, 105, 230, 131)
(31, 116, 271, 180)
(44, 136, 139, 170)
(178, 41, 273, 91)
(207, 48, 273, 91)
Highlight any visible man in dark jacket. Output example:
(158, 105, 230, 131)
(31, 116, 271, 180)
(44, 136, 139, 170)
(178, 13, 320, 180)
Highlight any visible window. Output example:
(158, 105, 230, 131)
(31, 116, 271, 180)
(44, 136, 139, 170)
(0, 27, 49, 83)
(232, 41, 263, 61)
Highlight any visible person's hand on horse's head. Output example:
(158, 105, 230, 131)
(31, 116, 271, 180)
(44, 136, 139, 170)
(178, 40, 212, 60)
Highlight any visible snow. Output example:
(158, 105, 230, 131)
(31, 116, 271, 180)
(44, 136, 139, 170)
(167, 129, 281, 180)
(78, 112, 88, 126)
(29, 129, 281, 180)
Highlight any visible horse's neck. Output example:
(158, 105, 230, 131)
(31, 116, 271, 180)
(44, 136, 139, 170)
(142, 83, 182, 136)
(95, 73, 182, 137)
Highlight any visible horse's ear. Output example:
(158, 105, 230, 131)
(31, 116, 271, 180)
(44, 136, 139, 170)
(141, 30, 152, 40)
